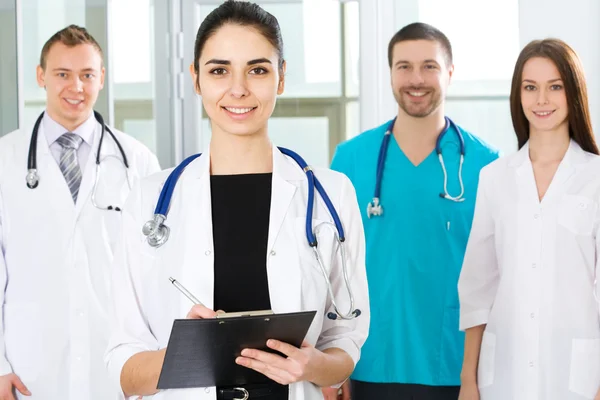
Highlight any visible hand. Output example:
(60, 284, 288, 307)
(186, 304, 219, 319)
(235, 340, 324, 385)
(595, 387, 600, 400)
(458, 381, 480, 400)
(0, 373, 30, 400)
(322, 379, 351, 400)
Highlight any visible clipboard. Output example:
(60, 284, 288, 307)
(157, 310, 317, 389)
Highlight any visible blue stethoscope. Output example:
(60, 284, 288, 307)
(366, 116, 466, 218)
(142, 148, 361, 321)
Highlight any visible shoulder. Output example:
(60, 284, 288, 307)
(335, 121, 389, 156)
(457, 124, 501, 163)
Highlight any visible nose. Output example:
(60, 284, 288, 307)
(229, 72, 249, 98)
(408, 68, 425, 86)
(536, 88, 549, 105)
(69, 76, 84, 93)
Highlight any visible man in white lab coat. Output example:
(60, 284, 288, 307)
(0, 25, 160, 399)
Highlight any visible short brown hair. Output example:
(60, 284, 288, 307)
(510, 38, 598, 154)
(388, 22, 453, 68)
(39, 24, 104, 70)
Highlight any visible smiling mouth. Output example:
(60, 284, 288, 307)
(533, 110, 555, 117)
(222, 106, 257, 114)
(407, 91, 428, 97)
(64, 99, 84, 105)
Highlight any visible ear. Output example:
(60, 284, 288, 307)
(447, 63, 455, 84)
(99, 67, 106, 90)
(189, 63, 201, 95)
(277, 60, 286, 95)
(36, 65, 46, 89)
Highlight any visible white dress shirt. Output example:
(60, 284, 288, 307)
(43, 111, 95, 171)
(459, 140, 600, 400)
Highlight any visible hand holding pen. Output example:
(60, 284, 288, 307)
(169, 277, 222, 319)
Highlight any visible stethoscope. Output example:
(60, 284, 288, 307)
(366, 116, 466, 218)
(25, 110, 131, 211)
(142, 148, 362, 321)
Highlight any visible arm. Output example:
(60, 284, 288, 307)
(315, 174, 369, 386)
(460, 325, 485, 384)
(0, 189, 13, 376)
(458, 168, 499, 383)
(104, 182, 163, 398)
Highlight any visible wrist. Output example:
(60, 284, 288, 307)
(460, 370, 478, 385)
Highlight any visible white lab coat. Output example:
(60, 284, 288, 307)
(458, 140, 600, 400)
(0, 121, 160, 399)
(104, 147, 370, 400)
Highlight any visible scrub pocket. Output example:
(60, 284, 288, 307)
(569, 338, 600, 398)
(477, 331, 496, 389)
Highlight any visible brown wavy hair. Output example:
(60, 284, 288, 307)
(509, 38, 598, 154)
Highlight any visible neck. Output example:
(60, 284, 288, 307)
(393, 106, 446, 146)
(209, 125, 273, 175)
(46, 108, 90, 132)
(528, 124, 570, 163)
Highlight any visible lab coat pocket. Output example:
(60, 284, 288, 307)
(477, 331, 496, 389)
(3, 303, 42, 381)
(569, 337, 600, 398)
(558, 195, 597, 236)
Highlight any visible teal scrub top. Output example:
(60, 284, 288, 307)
(331, 119, 500, 386)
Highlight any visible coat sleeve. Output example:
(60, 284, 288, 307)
(315, 174, 369, 383)
(0, 189, 13, 375)
(458, 167, 500, 330)
(104, 180, 161, 399)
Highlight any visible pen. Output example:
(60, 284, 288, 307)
(169, 277, 202, 305)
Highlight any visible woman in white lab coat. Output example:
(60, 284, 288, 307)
(458, 39, 600, 400)
(104, 1, 369, 399)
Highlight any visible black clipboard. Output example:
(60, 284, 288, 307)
(157, 310, 317, 389)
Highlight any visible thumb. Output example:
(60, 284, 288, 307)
(11, 375, 31, 396)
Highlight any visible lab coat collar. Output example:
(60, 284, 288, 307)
(510, 139, 587, 169)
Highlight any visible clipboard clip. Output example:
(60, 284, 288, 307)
(216, 309, 274, 319)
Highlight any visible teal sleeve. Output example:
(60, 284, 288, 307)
(330, 145, 353, 180)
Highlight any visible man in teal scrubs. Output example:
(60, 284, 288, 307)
(323, 23, 500, 400)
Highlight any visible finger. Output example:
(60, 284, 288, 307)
(11, 376, 31, 396)
(240, 348, 289, 370)
(235, 356, 294, 385)
(267, 339, 302, 358)
(342, 386, 351, 400)
(186, 304, 217, 319)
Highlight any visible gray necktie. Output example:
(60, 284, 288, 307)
(56, 133, 84, 203)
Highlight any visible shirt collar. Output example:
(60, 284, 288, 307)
(43, 111, 97, 147)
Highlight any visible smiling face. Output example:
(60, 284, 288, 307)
(189, 23, 285, 138)
(36, 42, 104, 131)
(520, 56, 568, 134)
(390, 39, 453, 118)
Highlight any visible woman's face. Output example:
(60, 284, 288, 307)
(520, 57, 568, 134)
(191, 23, 285, 137)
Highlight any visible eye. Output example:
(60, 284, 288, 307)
(424, 64, 437, 70)
(397, 65, 409, 70)
(249, 67, 268, 75)
(524, 85, 536, 91)
(57, 72, 67, 78)
(550, 84, 563, 90)
(83, 74, 94, 79)
(209, 68, 227, 76)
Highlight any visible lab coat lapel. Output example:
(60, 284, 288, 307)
(74, 121, 102, 218)
(267, 148, 304, 313)
(536, 140, 577, 203)
(512, 142, 540, 206)
(179, 152, 215, 311)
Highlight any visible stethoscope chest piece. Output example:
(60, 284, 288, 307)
(142, 214, 170, 248)
(26, 169, 39, 189)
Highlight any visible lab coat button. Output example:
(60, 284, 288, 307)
(532, 263, 537, 268)
(205, 250, 211, 256)
(76, 356, 82, 362)
(270, 250, 276, 256)
(77, 310, 85, 317)
(529, 361, 534, 367)
(205, 388, 210, 393)
(530, 313, 535, 319)
(533, 214, 540, 219)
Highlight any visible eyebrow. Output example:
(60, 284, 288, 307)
(51, 68, 97, 73)
(204, 58, 272, 66)
(393, 59, 440, 67)
(522, 78, 562, 83)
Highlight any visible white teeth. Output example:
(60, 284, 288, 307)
(408, 92, 426, 97)
(225, 107, 254, 114)
(535, 111, 553, 116)
(65, 99, 82, 105)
